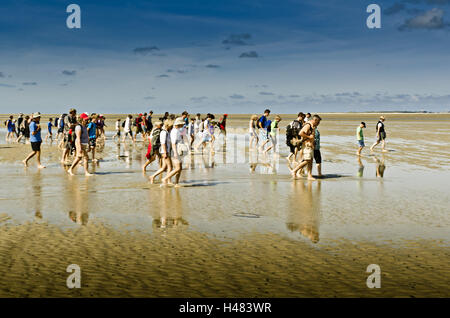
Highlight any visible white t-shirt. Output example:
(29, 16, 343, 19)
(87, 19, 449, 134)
(194, 119, 202, 133)
(115, 121, 120, 130)
(202, 119, 210, 134)
(124, 117, 131, 132)
(170, 128, 182, 157)
(159, 129, 171, 154)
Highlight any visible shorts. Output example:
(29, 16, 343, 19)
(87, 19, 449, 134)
(31, 141, 41, 152)
(77, 144, 89, 158)
(116, 130, 121, 136)
(259, 129, 268, 141)
(58, 128, 64, 134)
(314, 149, 322, 164)
(89, 138, 96, 148)
(358, 140, 365, 147)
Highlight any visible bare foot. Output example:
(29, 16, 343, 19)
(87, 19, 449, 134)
(149, 176, 155, 184)
(307, 176, 316, 181)
(85, 172, 93, 176)
(382, 149, 388, 153)
(37, 165, 46, 169)
(22, 160, 28, 167)
(174, 184, 181, 188)
(67, 169, 74, 176)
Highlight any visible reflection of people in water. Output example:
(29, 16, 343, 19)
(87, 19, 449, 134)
(286, 181, 321, 243)
(30, 171, 43, 220)
(373, 155, 386, 178)
(150, 188, 188, 229)
(357, 156, 364, 177)
(67, 177, 89, 225)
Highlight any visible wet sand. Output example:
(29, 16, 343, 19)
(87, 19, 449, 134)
(0, 113, 449, 297)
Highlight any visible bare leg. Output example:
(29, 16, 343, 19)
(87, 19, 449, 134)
(23, 151, 37, 167)
(36, 151, 46, 169)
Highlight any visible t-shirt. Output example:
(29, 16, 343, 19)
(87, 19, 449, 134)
(7, 120, 13, 131)
(314, 129, 320, 150)
(87, 122, 97, 139)
(48, 122, 52, 132)
(170, 128, 182, 157)
(159, 129, 171, 154)
(357, 126, 364, 140)
(29, 121, 42, 143)
(194, 119, 202, 133)
(270, 121, 279, 136)
(124, 117, 132, 132)
(115, 121, 120, 130)
(258, 116, 267, 129)
(75, 125, 89, 144)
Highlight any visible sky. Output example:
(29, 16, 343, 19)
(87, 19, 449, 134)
(1, 0, 450, 114)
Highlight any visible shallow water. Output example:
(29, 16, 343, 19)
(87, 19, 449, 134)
(0, 114, 449, 297)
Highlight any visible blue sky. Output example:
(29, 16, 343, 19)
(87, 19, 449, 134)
(1, 0, 450, 113)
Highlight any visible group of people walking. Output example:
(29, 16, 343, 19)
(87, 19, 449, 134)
(4, 108, 388, 183)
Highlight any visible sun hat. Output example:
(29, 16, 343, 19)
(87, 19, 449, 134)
(33, 112, 41, 118)
(154, 121, 163, 126)
(174, 117, 185, 126)
(164, 119, 174, 127)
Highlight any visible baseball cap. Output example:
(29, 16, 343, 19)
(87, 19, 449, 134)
(80, 113, 89, 120)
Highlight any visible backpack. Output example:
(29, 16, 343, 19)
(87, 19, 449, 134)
(151, 128, 161, 149)
(286, 120, 302, 147)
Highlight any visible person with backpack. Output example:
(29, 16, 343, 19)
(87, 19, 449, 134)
(149, 119, 174, 184)
(370, 116, 388, 152)
(67, 113, 93, 176)
(286, 112, 305, 164)
(143, 121, 162, 171)
(133, 114, 143, 142)
(122, 114, 133, 142)
(290, 114, 322, 181)
(113, 118, 121, 141)
(257, 109, 271, 152)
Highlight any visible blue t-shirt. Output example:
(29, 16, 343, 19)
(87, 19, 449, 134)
(29, 121, 42, 143)
(87, 122, 97, 139)
(265, 119, 272, 132)
(258, 116, 267, 129)
(7, 120, 14, 132)
(48, 122, 52, 132)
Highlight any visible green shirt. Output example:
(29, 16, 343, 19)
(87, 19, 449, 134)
(270, 121, 279, 136)
(357, 126, 364, 141)
(314, 129, 320, 150)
